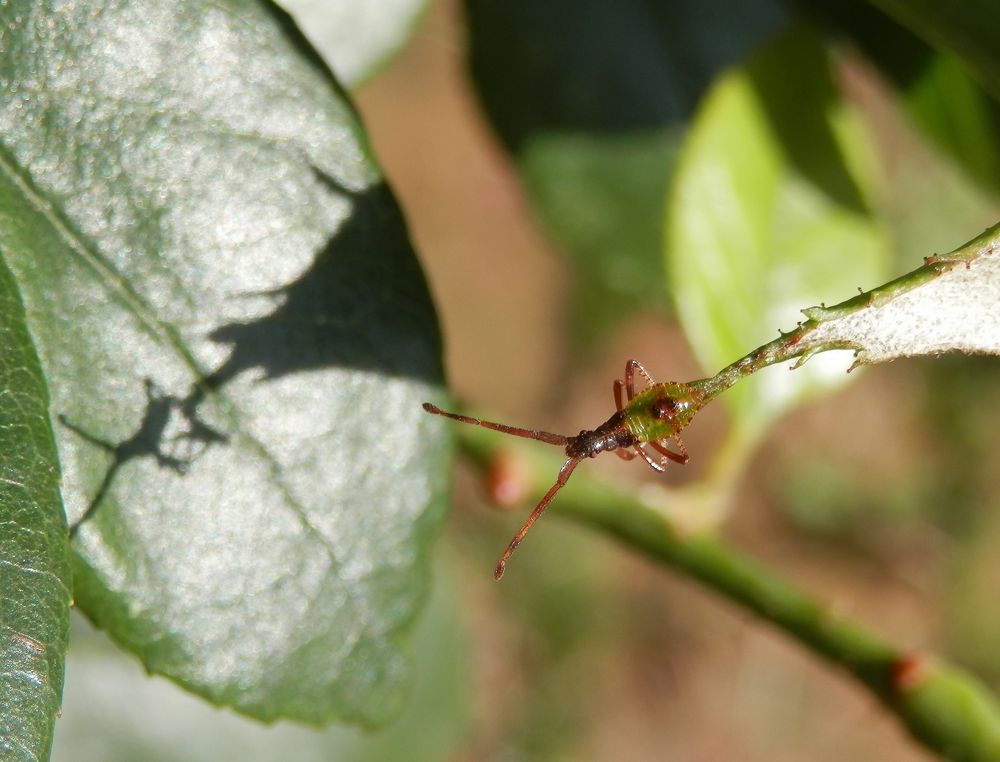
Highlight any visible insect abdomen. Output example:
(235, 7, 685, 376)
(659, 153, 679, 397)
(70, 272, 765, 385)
(565, 412, 636, 459)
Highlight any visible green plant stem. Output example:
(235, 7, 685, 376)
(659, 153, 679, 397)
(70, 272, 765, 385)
(689, 221, 999, 404)
(459, 424, 1000, 762)
(688, 260, 965, 404)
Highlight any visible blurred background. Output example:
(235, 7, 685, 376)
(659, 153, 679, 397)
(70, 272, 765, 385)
(53, 1, 1000, 760)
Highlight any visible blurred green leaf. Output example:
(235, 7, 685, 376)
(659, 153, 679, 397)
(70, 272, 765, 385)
(52, 562, 470, 762)
(863, 0, 1000, 102)
(0, 257, 71, 761)
(465, 0, 788, 148)
(900, 53, 1000, 193)
(0, 0, 447, 727)
(667, 27, 889, 435)
(465, 0, 787, 346)
(519, 132, 681, 344)
(788, 0, 1000, 197)
(280, 0, 429, 87)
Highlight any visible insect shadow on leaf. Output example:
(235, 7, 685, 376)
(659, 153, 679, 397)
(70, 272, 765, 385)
(59, 378, 227, 537)
(62, 165, 442, 537)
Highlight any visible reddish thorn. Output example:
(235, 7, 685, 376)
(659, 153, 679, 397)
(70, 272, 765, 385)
(890, 652, 927, 693)
(487, 450, 530, 508)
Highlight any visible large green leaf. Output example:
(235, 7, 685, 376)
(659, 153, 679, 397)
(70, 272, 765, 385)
(464, 0, 787, 346)
(667, 28, 889, 435)
(0, 257, 71, 760)
(0, 0, 448, 727)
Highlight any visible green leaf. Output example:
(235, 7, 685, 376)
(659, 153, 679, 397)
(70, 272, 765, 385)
(280, 0, 429, 87)
(863, 0, 1000, 102)
(0, 255, 71, 760)
(53, 562, 470, 762)
(519, 132, 681, 346)
(899, 53, 1000, 193)
(464, 0, 787, 345)
(465, 0, 788, 149)
(789, 0, 1000, 197)
(667, 27, 890, 435)
(0, 0, 448, 727)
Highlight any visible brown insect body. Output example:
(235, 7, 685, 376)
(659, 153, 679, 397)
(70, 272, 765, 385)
(564, 410, 637, 460)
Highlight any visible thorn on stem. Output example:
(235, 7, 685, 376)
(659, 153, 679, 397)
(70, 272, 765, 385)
(890, 652, 927, 693)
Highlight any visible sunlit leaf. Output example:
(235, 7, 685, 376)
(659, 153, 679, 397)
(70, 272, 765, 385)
(0, 0, 448, 726)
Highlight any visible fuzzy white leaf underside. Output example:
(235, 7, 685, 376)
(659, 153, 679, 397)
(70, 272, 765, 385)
(805, 233, 1000, 364)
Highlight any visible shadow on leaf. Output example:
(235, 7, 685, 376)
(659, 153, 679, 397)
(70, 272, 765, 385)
(63, 175, 442, 534)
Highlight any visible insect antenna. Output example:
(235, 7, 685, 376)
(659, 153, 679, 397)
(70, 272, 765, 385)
(422, 403, 568, 446)
(494, 457, 579, 580)
(423, 402, 582, 579)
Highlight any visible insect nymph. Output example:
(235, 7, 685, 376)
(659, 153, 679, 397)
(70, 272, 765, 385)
(424, 360, 705, 579)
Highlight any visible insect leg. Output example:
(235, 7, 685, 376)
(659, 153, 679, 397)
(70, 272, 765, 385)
(613, 381, 637, 461)
(624, 361, 638, 400)
(624, 359, 656, 400)
(635, 360, 655, 387)
(633, 444, 669, 473)
(650, 437, 689, 465)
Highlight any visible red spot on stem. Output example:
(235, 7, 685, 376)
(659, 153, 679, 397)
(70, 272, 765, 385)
(487, 449, 530, 508)
(890, 652, 927, 693)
